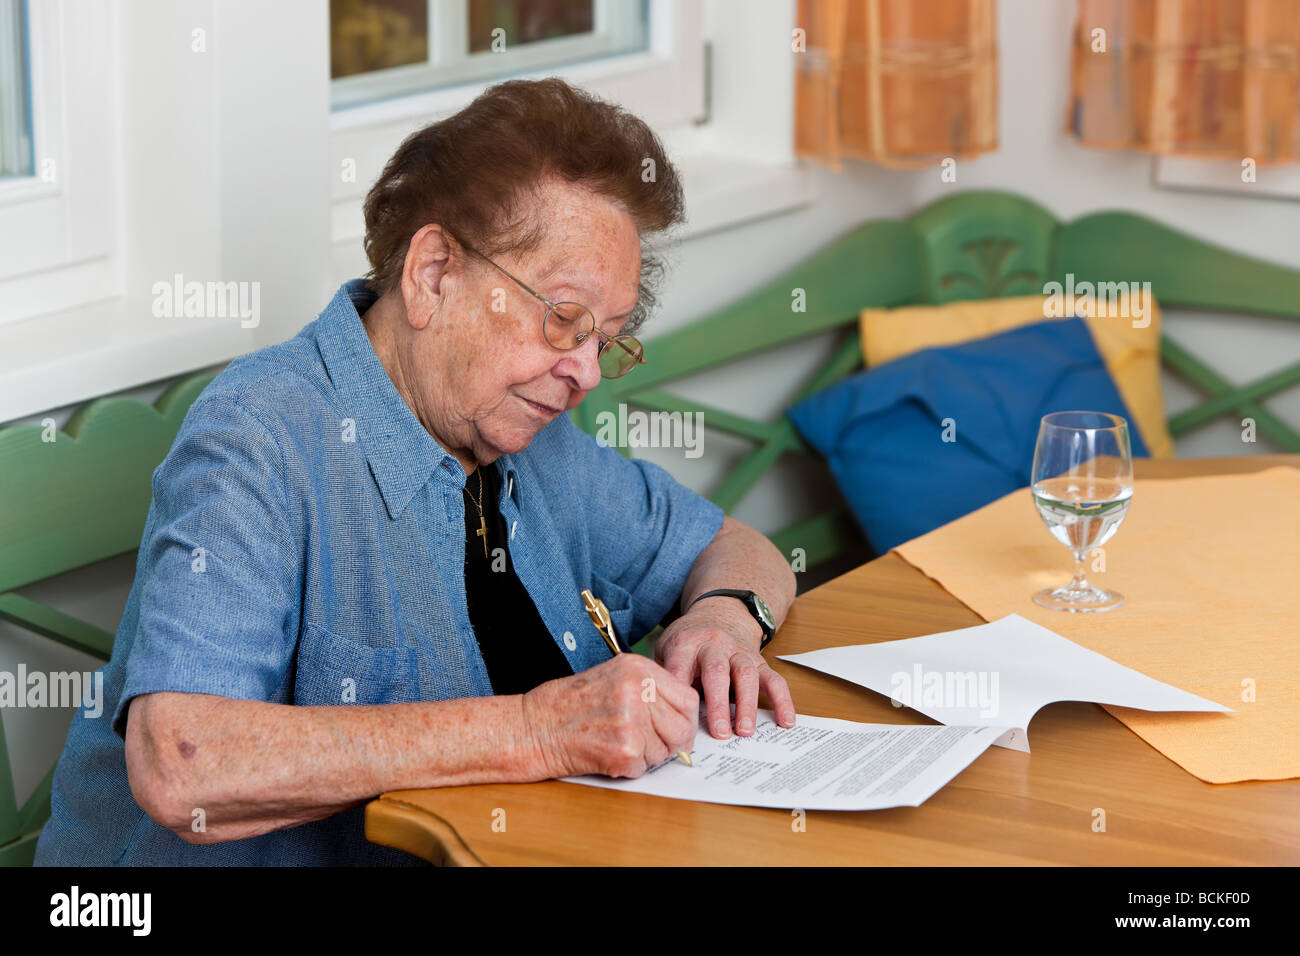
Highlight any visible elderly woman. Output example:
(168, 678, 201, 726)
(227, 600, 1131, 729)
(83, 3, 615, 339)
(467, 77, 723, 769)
(35, 78, 796, 866)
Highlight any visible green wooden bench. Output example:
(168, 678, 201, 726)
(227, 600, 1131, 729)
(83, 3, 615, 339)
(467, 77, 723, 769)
(0, 373, 218, 865)
(575, 190, 1300, 568)
(3, 189, 1298, 865)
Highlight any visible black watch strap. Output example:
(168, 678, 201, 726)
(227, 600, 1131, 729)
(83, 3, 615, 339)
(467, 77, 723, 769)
(688, 588, 776, 649)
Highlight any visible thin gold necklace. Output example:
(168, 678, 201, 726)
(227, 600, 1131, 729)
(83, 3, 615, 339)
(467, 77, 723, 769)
(466, 467, 489, 558)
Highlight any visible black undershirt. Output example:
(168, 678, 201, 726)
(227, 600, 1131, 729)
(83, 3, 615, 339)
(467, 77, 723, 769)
(462, 464, 574, 696)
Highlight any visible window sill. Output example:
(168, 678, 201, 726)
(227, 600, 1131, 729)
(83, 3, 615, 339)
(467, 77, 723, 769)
(0, 297, 256, 424)
(672, 151, 818, 241)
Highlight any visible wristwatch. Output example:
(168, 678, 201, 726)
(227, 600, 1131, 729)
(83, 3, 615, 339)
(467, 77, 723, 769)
(688, 589, 776, 649)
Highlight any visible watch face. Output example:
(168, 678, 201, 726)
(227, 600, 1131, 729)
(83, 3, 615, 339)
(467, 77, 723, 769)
(752, 593, 775, 629)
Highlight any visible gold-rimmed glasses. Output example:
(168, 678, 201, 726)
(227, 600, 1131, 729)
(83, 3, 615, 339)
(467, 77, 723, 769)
(465, 246, 645, 379)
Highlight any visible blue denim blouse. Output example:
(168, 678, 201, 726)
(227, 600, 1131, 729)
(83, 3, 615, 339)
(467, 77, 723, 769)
(34, 279, 723, 866)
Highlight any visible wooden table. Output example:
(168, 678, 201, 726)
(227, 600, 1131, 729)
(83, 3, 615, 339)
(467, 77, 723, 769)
(366, 456, 1300, 865)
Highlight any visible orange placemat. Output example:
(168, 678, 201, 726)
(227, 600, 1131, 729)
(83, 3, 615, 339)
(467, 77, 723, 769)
(894, 466, 1300, 783)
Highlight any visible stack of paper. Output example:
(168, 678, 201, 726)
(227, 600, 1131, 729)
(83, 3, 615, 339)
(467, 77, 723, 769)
(565, 708, 1009, 811)
(564, 615, 1228, 811)
(779, 613, 1231, 752)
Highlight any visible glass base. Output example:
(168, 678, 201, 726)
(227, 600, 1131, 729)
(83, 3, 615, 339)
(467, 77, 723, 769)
(1033, 583, 1124, 613)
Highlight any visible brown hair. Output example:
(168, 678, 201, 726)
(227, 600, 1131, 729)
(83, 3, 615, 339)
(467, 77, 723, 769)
(361, 77, 684, 334)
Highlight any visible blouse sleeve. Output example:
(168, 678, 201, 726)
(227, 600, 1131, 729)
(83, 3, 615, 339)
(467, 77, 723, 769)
(112, 394, 301, 738)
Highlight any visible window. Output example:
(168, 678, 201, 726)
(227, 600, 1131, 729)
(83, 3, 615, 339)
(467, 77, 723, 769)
(0, 0, 33, 178)
(327, 0, 705, 253)
(0, 0, 118, 329)
(0, 0, 724, 423)
(330, 0, 650, 110)
(0, 0, 330, 423)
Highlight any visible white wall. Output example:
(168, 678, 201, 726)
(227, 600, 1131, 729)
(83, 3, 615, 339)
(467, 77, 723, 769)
(622, 0, 1300, 534)
(524, 0, 1300, 536)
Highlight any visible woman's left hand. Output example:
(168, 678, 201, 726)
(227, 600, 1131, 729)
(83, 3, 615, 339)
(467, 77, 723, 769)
(655, 598, 795, 740)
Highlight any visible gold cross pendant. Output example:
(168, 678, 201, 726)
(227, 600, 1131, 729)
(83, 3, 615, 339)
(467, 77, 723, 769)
(477, 517, 489, 558)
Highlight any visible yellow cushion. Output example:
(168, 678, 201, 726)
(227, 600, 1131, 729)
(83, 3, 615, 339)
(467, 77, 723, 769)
(858, 292, 1174, 459)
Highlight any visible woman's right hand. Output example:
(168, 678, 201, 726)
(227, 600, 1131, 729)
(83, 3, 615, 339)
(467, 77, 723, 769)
(521, 653, 700, 779)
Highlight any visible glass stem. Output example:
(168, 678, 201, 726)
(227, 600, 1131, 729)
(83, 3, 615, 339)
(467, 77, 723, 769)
(1069, 551, 1090, 592)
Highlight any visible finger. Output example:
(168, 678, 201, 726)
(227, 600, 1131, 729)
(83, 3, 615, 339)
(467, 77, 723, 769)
(645, 686, 697, 760)
(759, 665, 797, 728)
(640, 658, 699, 723)
(609, 713, 647, 779)
(730, 652, 761, 736)
(637, 715, 669, 772)
(698, 642, 734, 739)
(656, 631, 700, 686)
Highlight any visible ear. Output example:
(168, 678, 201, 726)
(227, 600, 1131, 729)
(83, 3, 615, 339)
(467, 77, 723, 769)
(400, 224, 459, 331)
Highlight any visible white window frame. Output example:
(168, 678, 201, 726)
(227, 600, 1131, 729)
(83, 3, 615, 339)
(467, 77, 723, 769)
(329, 0, 704, 249)
(332, 0, 648, 110)
(0, 0, 120, 328)
(0, 0, 814, 425)
(0, 0, 333, 425)
(0, 0, 34, 177)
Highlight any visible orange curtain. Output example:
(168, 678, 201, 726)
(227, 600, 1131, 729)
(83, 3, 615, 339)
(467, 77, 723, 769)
(794, 0, 999, 170)
(1069, 0, 1300, 164)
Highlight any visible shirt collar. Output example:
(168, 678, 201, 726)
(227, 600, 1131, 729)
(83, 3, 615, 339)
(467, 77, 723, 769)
(316, 279, 464, 519)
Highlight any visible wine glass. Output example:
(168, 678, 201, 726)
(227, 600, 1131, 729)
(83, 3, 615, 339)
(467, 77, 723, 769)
(1030, 411, 1134, 612)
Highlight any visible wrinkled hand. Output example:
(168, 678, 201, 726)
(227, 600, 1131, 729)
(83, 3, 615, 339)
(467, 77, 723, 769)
(655, 598, 795, 739)
(522, 654, 699, 779)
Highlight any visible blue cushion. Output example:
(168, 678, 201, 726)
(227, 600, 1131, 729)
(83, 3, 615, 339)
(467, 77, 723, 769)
(786, 317, 1149, 553)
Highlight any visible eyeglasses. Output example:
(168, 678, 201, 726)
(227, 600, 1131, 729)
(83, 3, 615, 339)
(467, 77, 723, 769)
(464, 246, 646, 379)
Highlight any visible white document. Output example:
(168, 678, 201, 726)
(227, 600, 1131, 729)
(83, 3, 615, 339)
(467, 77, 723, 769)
(779, 613, 1233, 753)
(562, 708, 1009, 811)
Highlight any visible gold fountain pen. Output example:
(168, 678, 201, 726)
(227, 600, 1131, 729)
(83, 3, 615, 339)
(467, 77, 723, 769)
(580, 588, 692, 767)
